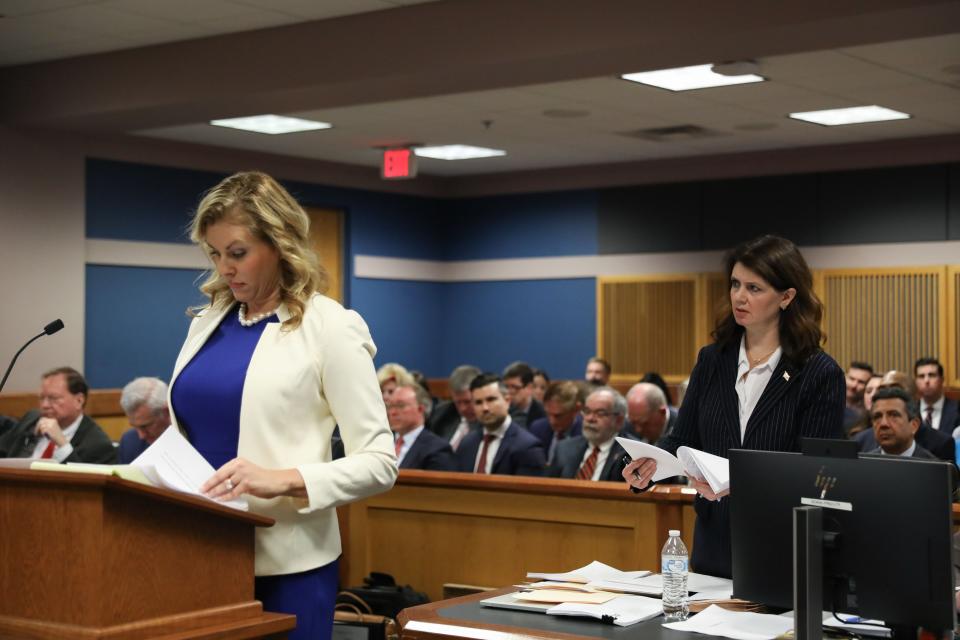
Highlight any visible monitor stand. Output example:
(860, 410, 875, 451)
(794, 505, 823, 640)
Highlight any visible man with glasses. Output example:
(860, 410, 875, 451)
(387, 384, 456, 471)
(502, 361, 546, 429)
(0, 366, 115, 463)
(117, 377, 171, 463)
(547, 387, 629, 482)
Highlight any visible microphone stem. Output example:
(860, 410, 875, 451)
(0, 331, 46, 394)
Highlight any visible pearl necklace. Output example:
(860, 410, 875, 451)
(238, 303, 279, 327)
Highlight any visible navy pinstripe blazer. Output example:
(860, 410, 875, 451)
(658, 340, 845, 577)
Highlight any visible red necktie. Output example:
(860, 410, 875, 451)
(40, 440, 56, 459)
(576, 446, 600, 480)
(394, 435, 404, 456)
(475, 434, 496, 474)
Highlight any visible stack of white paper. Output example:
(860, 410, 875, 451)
(130, 427, 248, 511)
(590, 572, 732, 597)
(548, 594, 663, 626)
(526, 561, 650, 584)
(663, 604, 793, 640)
(616, 438, 730, 493)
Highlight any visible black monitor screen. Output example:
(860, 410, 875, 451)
(729, 449, 954, 630)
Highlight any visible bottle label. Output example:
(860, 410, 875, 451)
(662, 557, 688, 573)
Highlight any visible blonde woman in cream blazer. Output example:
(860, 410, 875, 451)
(170, 171, 397, 640)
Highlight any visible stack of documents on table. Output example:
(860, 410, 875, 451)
(526, 560, 650, 584)
(481, 561, 664, 626)
(591, 571, 732, 597)
(616, 438, 730, 493)
(30, 427, 248, 511)
(663, 605, 793, 640)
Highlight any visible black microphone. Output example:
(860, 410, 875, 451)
(0, 319, 65, 394)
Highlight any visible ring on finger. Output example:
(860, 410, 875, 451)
(225, 478, 234, 491)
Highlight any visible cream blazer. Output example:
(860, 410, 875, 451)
(169, 294, 398, 576)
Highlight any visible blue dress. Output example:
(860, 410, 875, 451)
(171, 306, 338, 640)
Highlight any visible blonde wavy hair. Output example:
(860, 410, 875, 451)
(189, 171, 328, 330)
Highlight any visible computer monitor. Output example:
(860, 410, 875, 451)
(729, 448, 954, 632)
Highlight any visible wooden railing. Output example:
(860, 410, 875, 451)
(337, 470, 696, 601)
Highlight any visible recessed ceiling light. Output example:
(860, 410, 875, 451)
(620, 64, 765, 91)
(788, 106, 911, 126)
(414, 145, 506, 160)
(210, 114, 332, 134)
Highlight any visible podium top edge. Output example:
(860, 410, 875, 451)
(0, 466, 274, 527)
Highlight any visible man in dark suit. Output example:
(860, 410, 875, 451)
(585, 357, 612, 386)
(389, 384, 456, 471)
(843, 361, 874, 434)
(915, 357, 960, 435)
(427, 364, 481, 451)
(455, 373, 545, 476)
(503, 362, 546, 428)
(867, 386, 959, 499)
(117, 376, 171, 463)
(853, 369, 956, 464)
(548, 386, 628, 482)
(621, 382, 677, 445)
(528, 380, 583, 465)
(0, 367, 115, 464)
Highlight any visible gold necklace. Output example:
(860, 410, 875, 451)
(749, 346, 778, 366)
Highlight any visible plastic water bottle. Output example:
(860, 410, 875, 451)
(661, 529, 689, 621)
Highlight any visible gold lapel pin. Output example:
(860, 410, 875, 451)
(783, 371, 790, 381)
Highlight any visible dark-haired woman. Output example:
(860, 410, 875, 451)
(623, 235, 844, 578)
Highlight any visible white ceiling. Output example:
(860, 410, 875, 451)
(0, 0, 438, 66)
(139, 33, 960, 176)
(3, 1, 960, 178)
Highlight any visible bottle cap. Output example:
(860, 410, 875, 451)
(668, 529, 680, 536)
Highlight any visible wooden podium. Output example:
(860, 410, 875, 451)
(0, 467, 296, 639)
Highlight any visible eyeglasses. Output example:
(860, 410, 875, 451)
(504, 383, 525, 393)
(581, 408, 616, 419)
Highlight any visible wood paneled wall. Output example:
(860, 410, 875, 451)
(598, 265, 960, 386)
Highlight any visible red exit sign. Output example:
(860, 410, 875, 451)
(382, 148, 418, 180)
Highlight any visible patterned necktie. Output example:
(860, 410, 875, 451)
(926, 406, 934, 426)
(394, 435, 404, 456)
(576, 446, 601, 480)
(475, 434, 496, 473)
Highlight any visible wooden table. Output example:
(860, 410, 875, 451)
(398, 587, 684, 640)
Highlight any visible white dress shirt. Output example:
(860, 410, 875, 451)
(735, 336, 782, 443)
(395, 425, 424, 466)
(920, 396, 944, 430)
(879, 440, 917, 457)
(29, 414, 82, 462)
(578, 437, 615, 481)
(449, 418, 472, 451)
(473, 416, 511, 474)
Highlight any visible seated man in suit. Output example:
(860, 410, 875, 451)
(867, 386, 959, 499)
(621, 382, 677, 445)
(854, 370, 956, 463)
(427, 364, 481, 451)
(388, 383, 457, 471)
(503, 361, 546, 428)
(455, 373, 546, 476)
(0, 366, 115, 464)
(585, 357, 611, 386)
(117, 377, 171, 464)
(843, 361, 874, 434)
(915, 357, 960, 434)
(547, 386, 628, 482)
(528, 381, 582, 465)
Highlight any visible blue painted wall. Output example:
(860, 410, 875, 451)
(85, 159, 597, 385)
(84, 265, 206, 387)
